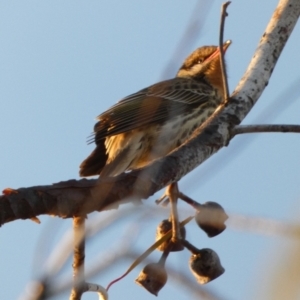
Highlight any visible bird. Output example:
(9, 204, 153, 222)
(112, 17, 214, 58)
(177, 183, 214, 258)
(80, 40, 231, 178)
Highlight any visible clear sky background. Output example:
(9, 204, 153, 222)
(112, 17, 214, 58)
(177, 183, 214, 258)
(1, 1, 300, 300)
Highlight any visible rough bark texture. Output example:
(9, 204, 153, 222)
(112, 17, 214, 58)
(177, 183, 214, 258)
(1, 0, 299, 226)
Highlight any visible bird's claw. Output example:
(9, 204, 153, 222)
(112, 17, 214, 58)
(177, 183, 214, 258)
(155, 193, 170, 207)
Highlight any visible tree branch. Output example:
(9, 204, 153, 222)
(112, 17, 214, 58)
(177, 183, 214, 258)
(1, 0, 299, 226)
(70, 216, 86, 300)
(233, 124, 300, 135)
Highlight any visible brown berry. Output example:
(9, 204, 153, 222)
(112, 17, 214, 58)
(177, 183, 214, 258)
(156, 219, 186, 251)
(195, 201, 228, 237)
(189, 248, 225, 284)
(135, 262, 167, 296)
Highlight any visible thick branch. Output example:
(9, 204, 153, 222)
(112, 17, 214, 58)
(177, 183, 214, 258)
(1, 0, 299, 226)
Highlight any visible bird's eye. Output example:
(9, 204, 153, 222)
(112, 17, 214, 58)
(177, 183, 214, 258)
(197, 59, 204, 64)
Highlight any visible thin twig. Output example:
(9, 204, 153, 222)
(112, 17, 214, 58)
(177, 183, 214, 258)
(219, 1, 231, 102)
(70, 216, 87, 300)
(181, 239, 200, 254)
(179, 192, 201, 210)
(227, 213, 300, 238)
(85, 283, 108, 300)
(232, 124, 300, 136)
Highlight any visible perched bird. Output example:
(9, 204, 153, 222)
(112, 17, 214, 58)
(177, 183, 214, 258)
(80, 41, 231, 178)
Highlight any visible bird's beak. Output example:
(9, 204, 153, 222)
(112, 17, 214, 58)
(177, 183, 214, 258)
(222, 39, 232, 52)
(206, 40, 232, 62)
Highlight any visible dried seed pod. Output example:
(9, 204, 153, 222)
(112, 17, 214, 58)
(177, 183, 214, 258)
(156, 219, 186, 251)
(189, 248, 225, 284)
(195, 201, 228, 237)
(135, 262, 168, 296)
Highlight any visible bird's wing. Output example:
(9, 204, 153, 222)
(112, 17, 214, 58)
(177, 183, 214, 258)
(92, 77, 214, 143)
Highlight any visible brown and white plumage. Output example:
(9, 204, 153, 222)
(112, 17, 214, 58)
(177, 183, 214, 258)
(80, 41, 231, 177)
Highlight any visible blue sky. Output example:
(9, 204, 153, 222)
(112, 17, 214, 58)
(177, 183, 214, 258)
(1, 1, 300, 299)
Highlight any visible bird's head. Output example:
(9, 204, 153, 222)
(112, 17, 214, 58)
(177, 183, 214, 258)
(177, 40, 231, 95)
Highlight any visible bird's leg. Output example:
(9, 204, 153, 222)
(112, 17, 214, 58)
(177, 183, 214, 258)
(166, 182, 182, 243)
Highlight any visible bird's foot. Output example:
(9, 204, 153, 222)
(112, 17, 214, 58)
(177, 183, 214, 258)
(155, 191, 170, 207)
(156, 183, 183, 242)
